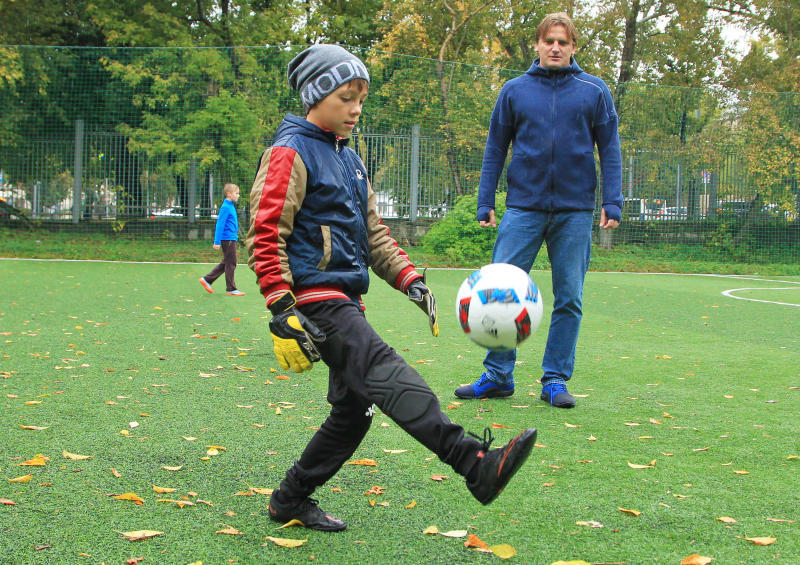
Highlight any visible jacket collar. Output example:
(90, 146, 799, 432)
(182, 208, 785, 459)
(277, 113, 350, 147)
(527, 57, 582, 78)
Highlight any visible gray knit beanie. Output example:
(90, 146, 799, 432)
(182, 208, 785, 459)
(287, 45, 370, 112)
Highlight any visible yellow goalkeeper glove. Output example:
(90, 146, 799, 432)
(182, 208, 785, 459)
(268, 291, 325, 373)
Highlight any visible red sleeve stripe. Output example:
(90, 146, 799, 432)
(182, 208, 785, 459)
(251, 146, 297, 297)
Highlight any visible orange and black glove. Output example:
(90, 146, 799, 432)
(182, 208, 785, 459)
(407, 269, 439, 337)
(268, 291, 326, 373)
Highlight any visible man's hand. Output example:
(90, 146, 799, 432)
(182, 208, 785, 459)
(268, 292, 325, 373)
(599, 208, 619, 230)
(478, 209, 497, 228)
(407, 270, 439, 337)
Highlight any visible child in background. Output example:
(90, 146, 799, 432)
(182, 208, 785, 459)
(199, 182, 245, 296)
(246, 44, 537, 532)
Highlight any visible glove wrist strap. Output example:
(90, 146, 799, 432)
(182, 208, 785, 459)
(269, 291, 297, 315)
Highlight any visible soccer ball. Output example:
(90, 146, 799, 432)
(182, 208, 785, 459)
(455, 263, 543, 351)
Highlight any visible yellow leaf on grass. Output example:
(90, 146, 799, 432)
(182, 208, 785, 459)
(681, 556, 713, 565)
(717, 516, 738, 524)
(8, 474, 33, 483)
(248, 487, 274, 495)
(0, 498, 16, 505)
(19, 454, 48, 466)
(153, 485, 176, 494)
(489, 544, 517, 559)
(576, 520, 603, 528)
(25, 400, 42, 405)
(550, 561, 592, 565)
(364, 486, 386, 495)
(346, 458, 377, 466)
(215, 527, 243, 535)
(786, 455, 799, 460)
(405, 500, 417, 509)
(111, 468, 122, 478)
(423, 526, 439, 535)
(117, 530, 163, 541)
(157, 499, 195, 508)
(619, 507, 642, 516)
(63, 450, 93, 460)
(745, 536, 776, 546)
(263, 536, 307, 548)
(161, 466, 182, 471)
(383, 449, 407, 454)
(206, 449, 220, 456)
(114, 493, 144, 505)
(20, 425, 48, 431)
(430, 474, 448, 482)
(627, 461, 653, 469)
(277, 519, 305, 529)
(440, 530, 468, 538)
(733, 470, 749, 475)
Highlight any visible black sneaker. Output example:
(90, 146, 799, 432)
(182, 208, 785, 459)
(540, 382, 575, 408)
(268, 492, 346, 532)
(466, 427, 537, 505)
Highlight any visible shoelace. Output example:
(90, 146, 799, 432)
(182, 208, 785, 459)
(468, 427, 495, 453)
(546, 382, 568, 398)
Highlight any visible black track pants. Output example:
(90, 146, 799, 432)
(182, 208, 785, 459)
(276, 298, 481, 499)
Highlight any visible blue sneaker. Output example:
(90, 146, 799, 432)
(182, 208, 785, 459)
(540, 382, 575, 408)
(455, 373, 514, 399)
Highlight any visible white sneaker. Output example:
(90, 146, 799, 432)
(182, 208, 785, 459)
(226, 289, 245, 296)
(199, 277, 213, 294)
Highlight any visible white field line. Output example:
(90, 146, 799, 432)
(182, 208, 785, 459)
(720, 287, 800, 307)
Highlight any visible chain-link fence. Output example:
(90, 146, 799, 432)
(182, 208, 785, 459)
(1, 45, 798, 261)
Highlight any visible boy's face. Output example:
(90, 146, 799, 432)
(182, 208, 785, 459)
(306, 80, 368, 139)
(536, 24, 575, 69)
(228, 187, 240, 202)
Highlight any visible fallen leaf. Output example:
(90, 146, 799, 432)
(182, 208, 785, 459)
(19, 425, 48, 431)
(277, 519, 305, 529)
(619, 507, 642, 516)
(0, 498, 15, 505)
(423, 526, 439, 535)
(63, 450, 93, 460)
(549, 561, 592, 565)
(114, 493, 144, 505)
(680, 555, 713, 565)
(627, 461, 653, 469)
(346, 459, 377, 466)
(733, 470, 749, 475)
(19, 454, 48, 466)
(490, 422, 513, 429)
(464, 534, 489, 550)
(489, 544, 517, 559)
(263, 536, 307, 548)
(576, 520, 603, 528)
(111, 468, 122, 478)
(586, 435, 597, 441)
(248, 487, 273, 495)
(117, 530, 163, 541)
(161, 466, 183, 471)
(430, 474, 449, 482)
(405, 500, 417, 509)
(440, 530, 468, 538)
(745, 536, 776, 546)
(8, 474, 33, 483)
(766, 518, 794, 523)
(157, 499, 195, 508)
(564, 422, 580, 428)
(215, 527, 243, 535)
(153, 485, 176, 494)
(717, 516, 737, 524)
(364, 486, 386, 495)
(382, 449, 407, 454)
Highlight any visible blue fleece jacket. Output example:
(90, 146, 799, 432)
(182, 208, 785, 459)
(477, 58, 623, 222)
(214, 198, 239, 245)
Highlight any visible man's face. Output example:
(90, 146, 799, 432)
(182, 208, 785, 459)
(535, 24, 575, 70)
(306, 80, 369, 139)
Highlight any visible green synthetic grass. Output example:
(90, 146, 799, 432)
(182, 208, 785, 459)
(1, 259, 799, 564)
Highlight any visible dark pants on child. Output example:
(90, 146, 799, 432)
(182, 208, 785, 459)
(274, 298, 482, 501)
(204, 240, 238, 292)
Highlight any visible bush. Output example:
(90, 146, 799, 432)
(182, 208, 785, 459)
(419, 192, 503, 265)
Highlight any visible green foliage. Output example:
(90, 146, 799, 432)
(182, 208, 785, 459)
(419, 192, 502, 264)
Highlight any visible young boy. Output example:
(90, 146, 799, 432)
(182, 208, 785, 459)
(245, 44, 537, 532)
(200, 182, 245, 296)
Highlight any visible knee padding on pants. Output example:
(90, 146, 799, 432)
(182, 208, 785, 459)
(364, 361, 436, 426)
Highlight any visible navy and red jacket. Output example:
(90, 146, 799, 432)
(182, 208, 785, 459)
(478, 58, 623, 222)
(246, 114, 421, 309)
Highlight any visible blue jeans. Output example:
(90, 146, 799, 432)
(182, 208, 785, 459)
(484, 208, 593, 386)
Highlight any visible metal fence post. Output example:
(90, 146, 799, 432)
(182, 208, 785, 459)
(188, 158, 197, 223)
(72, 119, 84, 224)
(409, 124, 420, 222)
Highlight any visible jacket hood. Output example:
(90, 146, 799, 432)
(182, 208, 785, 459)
(273, 113, 350, 147)
(527, 57, 582, 77)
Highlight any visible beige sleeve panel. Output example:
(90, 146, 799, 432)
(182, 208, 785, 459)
(245, 146, 308, 302)
(365, 177, 415, 288)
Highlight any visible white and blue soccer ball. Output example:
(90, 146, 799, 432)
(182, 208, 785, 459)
(455, 263, 544, 351)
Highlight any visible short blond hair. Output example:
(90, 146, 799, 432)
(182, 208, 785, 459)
(535, 12, 578, 46)
(223, 183, 239, 196)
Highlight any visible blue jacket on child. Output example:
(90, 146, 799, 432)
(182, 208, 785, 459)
(214, 198, 239, 245)
(477, 58, 623, 222)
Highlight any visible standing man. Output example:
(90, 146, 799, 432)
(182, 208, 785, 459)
(455, 12, 622, 408)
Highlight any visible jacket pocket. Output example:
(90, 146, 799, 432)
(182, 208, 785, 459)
(316, 225, 331, 270)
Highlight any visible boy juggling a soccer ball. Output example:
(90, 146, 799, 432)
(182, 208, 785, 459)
(245, 44, 537, 532)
